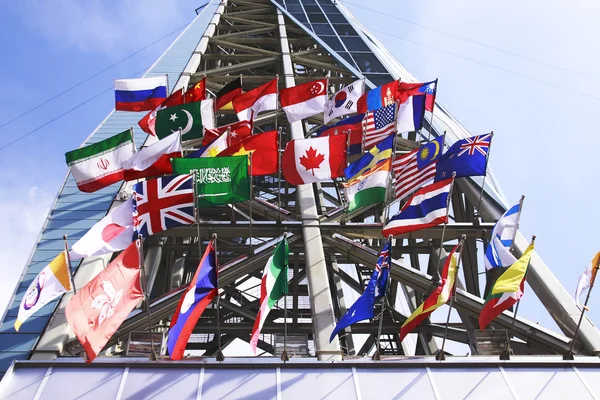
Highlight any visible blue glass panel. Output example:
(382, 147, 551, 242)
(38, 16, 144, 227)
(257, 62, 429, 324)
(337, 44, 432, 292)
(0, 316, 50, 334)
(352, 53, 388, 73)
(342, 37, 371, 51)
(333, 23, 358, 36)
(0, 334, 39, 352)
(312, 23, 335, 35)
(307, 13, 327, 23)
(320, 36, 345, 52)
(286, 4, 304, 13)
(364, 73, 395, 87)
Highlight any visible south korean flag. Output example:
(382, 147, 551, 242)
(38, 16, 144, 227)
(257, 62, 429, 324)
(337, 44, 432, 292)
(324, 79, 365, 124)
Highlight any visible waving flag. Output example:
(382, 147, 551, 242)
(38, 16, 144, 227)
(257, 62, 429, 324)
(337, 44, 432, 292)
(233, 78, 277, 121)
(357, 80, 399, 113)
(202, 120, 252, 147)
(184, 77, 206, 103)
(400, 242, 460, 341)
(345, 133, 394, 182)
(435, 133, 492, 181)
(575, 252, 600, 307)
(168, 238, 218, 360)
(155, 103, 204, 141)
(383, 178, 453, 237)
(138, 89, 184, 136)
(393, 136, 443, 201)
(396, 94, 426, 134)
(317, 113, 364, 155)
(330, 241, 391, 342)
(133, 174, 195, 237)
(114, 76, 168, 112)
(324, 79, 365, 124)
(123, 131, 182, 181)
(218, 130, 279, 176)
(397, 80, 437, 112)
(282, 135, 347, 185)
(343, 159, 391, 213)
(215, 77, 242, 110)
(280, 79, 327, 122)
(363, 104, 397, 150)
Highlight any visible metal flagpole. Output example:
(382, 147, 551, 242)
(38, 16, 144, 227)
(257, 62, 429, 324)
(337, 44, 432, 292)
(476, 131, 494, 217)
(275, 75, 279, 132)
(62, 235, 77, 294)
(373, 235, 393, 361)
(436, 234, 466, 361)
(213, 233, 224, 361)
(426, 79, 438, 142)
(138, 235, 158, 361)
(165, 73, 170, 95)
(129, 127, 136, 151)
(435, 174, 456, 280)
(249, 153, 254, 254)
(502, 235, 536, 360)
(281, 233, 290, 362)
(384, 134, 398, 224)
(565, 255, 600, 360)
(277, 127, 283, 223)
(193, 171, 202, 254)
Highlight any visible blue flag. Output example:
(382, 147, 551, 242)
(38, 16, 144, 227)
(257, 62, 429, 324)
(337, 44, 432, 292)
(416, 135, 444, 170)
(344, 134, 394, 182)
(434, 133, 492, 181)
(317, 113, 365, 156)
(330, 241, 391, 342)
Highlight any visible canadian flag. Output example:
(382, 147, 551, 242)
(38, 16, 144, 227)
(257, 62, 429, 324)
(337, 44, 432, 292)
(280, 79, 327, 123)
(282, 134, 347, 185)
(66, 241, 143, 363)
(233, 78, 277, 121)
(138, 89, 184, 136)
(122, 131, 182, 181)
(70, 199, 134, 260)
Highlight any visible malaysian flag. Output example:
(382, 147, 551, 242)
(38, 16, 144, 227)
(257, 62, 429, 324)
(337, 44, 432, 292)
(364, 103, 396, 150)
(133, 174, 195, 237)
(393, 136, 444, 201)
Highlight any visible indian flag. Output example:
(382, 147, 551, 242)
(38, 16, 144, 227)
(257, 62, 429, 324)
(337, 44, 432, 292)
(250, 236, 289, 354)
(15, 251, 72, 331)
(343, 159, 391, 213)
(65, 130, 135, 193)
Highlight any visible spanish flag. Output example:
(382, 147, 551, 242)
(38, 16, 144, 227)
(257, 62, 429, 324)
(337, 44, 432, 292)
(399, 242, 460, 341)
(479, 240, 535, 331)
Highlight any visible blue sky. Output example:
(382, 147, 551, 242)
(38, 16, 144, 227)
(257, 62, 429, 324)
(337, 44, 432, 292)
(1, 0, 599, 340)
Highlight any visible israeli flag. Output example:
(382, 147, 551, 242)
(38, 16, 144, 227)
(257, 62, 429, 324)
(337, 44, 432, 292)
(484, 201, 522, 270)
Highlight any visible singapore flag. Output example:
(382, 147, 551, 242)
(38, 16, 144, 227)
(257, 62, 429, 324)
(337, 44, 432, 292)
(280, 79, 328, 123)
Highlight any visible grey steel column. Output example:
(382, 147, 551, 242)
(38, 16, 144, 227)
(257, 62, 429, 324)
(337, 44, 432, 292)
(277, 9, 342, 360)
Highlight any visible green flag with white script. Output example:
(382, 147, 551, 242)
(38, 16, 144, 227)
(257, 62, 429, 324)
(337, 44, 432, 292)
(155, 103, 203, 141)
(171, 156, 251, 207)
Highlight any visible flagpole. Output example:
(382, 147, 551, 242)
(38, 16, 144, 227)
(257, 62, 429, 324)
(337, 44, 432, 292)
(509, 195, 526, 253)
(436, 234, 466, 361)
(129, 126, 136, 151)
(193, 171, 202, 255)
(565, 255, 600, 360)
(502, 234, 536, 360)
(249, 153, 254, 254)
(213, 233, 224, 361)
(373, 235, 393, 361)
(138, 234, 157, 361)
(475, 131, 494, 218)
(275, 74, 279, 132)
(427, 79, 438, 142)
(62, 235, 77, 294)
(281, 233, 290, 362)
(384, 133, 398, 224)
(435, 174, 456, 281)
(277, 127, 283, 223)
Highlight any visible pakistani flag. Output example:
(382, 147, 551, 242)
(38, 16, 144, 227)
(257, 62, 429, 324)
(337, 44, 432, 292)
(155, 103, 203, 141)
(250, 236, 289, 354)
(171, 156, 251, 207)
(343, 159, 391, 213)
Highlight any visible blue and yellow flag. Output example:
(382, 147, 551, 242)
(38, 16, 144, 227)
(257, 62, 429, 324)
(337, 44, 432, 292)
(344, 133, 394, 182)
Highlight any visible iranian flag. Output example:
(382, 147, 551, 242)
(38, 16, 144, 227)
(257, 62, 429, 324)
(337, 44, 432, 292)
(250, 236, 289, 354)
(65, 130, 135, 193)
(280, 79, 327, 123)
(282, 134, 347, 185)
(233, 78, 277, 121)
(343, 159, 391, 213)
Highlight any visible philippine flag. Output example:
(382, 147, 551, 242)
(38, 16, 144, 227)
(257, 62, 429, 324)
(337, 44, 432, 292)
(382, 179, 453, 237)
(114, 76, 168, 112)
(167, 239, 218, 360)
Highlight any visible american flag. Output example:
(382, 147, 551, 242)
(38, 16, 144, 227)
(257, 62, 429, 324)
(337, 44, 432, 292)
(393, 149, 437, 201)
(133, 174, 195, 237)
(363, 104, 396, 149)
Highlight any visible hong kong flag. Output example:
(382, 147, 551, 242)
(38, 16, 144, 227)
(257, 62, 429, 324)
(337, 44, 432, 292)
(66, 241, 143, 363)
(282, 134, 347, 185)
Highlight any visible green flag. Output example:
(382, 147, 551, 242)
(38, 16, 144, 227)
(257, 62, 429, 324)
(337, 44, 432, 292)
(171, 156, 251, 207)
(155, 103, 203, 141)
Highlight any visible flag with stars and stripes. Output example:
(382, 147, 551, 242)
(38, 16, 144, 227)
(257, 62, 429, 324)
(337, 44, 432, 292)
(363, 103, 397, 150)
(393, 136, 443, 201)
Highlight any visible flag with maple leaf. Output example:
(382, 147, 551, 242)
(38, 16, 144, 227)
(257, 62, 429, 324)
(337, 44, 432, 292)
(282, 135, 347, 185)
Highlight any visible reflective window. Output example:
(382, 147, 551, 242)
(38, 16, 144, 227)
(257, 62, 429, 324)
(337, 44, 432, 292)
(290, 12, 308, 23)
(307, 13, 328, 23)
(327, 13, 348, 23)
(321, 36, 346, 52)
(352, 53, 387, 73)
(312, 23, 335, 36)
(364, 74, 394, 87)
(342, 37, 371, 51)
(303, 5, 322, 13)
(286, 4, 304, 13)
(333, 24, 358, 36)
(318, 3, 340, 13)
(337, 52, 358, 69)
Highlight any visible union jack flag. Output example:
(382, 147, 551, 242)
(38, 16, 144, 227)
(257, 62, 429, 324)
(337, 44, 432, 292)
(434, 133, 493, 181)
(457, 133, 491, 157)
(133, 174, 195, 237)
(374, 240, 391, 299)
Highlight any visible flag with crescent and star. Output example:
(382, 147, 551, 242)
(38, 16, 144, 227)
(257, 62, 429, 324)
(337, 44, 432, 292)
(434, 133, 492, 181)
(155, 103, 204, 141)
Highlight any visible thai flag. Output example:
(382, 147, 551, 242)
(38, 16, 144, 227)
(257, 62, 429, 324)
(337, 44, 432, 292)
(382, 179, 453, 237)
(167, 239, 218, 360)
(114, 76, 168, 112)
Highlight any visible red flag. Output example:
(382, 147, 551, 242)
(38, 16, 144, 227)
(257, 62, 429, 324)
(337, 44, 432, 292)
(397, 80, 437, 112)
(184, 78, 206, 103)
(280, 79, 327, 122)
(138, 89, 184, 136)
(202, 120, 253, 147)
(356, 80, 399, 113)
(233, 79, 278, 121)
(218, 130, 279, 176)
(65, 242, 143, 363)
(282, 135, 347, 185)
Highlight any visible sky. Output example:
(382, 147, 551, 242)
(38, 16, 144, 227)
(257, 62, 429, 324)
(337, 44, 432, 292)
(1, 0, 600, 346)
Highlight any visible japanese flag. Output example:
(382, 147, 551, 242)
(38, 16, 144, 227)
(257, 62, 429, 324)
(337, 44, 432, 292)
(282, 135, 347, 185)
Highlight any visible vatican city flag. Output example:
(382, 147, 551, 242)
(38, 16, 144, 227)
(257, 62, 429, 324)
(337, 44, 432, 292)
(15, 251, 72, 331)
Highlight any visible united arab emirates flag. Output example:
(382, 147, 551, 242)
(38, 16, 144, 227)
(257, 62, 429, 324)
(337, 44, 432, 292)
(155, 103, 203, 141)
(250, 236, 289, 354)
(170, 156, 251, 207)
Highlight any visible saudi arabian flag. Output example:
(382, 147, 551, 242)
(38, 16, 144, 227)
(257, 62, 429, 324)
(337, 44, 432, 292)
(343, 159, 391, 213)
(155, 103, 203, 141)
(171, 156, 251, 207)
(65, 129, 135, 193)
(250, 236, 289, 354)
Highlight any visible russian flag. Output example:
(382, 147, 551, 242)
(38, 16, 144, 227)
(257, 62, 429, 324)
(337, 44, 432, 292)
(382, 179, 453, 237)
(396, 94, 426, 134)
(115, 76, 168, 112)
(167, 239, 218, 360)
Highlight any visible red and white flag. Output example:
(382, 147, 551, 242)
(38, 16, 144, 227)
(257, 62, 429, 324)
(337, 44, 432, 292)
(324, 79, 365, 124)
(233, 78, 277, 121)
(202, 120, 253, 147)
(66, 241, 143, 363)
(123, 131, 182, 181)
(393, 149, 436, 201)
(138, 89, 184, 136)
(364, 103, 397, 150)
(282, 135, 347, 185)
(70, 199, 134, 260)
(280, 79, 327, 123)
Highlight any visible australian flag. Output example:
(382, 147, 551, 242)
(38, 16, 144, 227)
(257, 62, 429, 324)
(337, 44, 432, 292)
(330, 241, 391, 342)
(167, 239, 218, 360)
(133, 174, 195, 237)
(434, 133, 492, 182)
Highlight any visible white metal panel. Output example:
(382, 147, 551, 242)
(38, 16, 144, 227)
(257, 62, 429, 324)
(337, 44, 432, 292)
(201, 368, 277, 400)
(37, 367, 122, 400)
(0, 366, 45, 400)
(430, 367, 513, 400)
(355, 367, 436, 400)
(280, 368, 357, 400)
(121, 368, 201, 400)
(504, 367, 594, 400)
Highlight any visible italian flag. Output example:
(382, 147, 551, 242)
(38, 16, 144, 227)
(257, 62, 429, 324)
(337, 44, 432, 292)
(250, 237, 289, 354)
(343, 159, 391, 213)
(65, 130, 135, 193)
